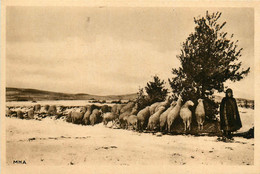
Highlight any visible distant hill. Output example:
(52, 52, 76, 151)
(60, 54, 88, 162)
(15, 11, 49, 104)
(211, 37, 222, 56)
(6, 87, 138, 102)
(6, 87, 254, 108)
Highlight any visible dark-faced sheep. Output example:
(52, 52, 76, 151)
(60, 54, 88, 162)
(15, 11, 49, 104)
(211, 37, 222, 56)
(137, 106, 150, 132)
(147, 106, 166, 131)
(195, 99, 205, 131)
(89, 109, 101, 126)
(180, 100, 194, 132)
(167, 95, 183, 132)
(126, 115, 138, 130)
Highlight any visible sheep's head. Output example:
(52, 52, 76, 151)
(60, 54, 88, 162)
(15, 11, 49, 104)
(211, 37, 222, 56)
(158, 106, 165, 111)
(198, 98, 203, 103)
(186, 100, 194, 107)
(170, 101, 177, 107)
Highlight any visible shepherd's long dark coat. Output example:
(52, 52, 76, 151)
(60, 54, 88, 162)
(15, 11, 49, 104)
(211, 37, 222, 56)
(220, 96, 242, 132)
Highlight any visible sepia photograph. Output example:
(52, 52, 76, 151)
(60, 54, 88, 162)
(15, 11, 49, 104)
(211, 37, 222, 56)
(1, 1, 260, 174)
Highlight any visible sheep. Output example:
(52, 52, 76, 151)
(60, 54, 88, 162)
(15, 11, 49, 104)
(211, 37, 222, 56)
(65, 106, 86, 124)
(6, 108, 13, 117)
(44, 105, 50, 112)
(26, 109, 34, 119)
(126, 115, 138, 130)
(119, 111, 132, 129)
(137, 106, 150, 132)
(55, 105, 66, 119)
(47, 105, 57, 116)
(80, 106, 88, 113)
(110, 104, 120, 119)
(111, 104, 118, 114)
(180, 100, 194, 132)
(101, 105, 111, 113)
(149, 102, 161, 115)
(116, 104, 126, 115)
(120, 102, 135, 114)
(71, 111, 85, 124)
(195, 98, 205, 131)
(82, 105, 93, 125)
(167, 95, 183, 132)
(89, 109, 101, 126)
(17, 110, 24, 119)
(91, 104, 101, 111)
(154, 96, 171, 113)
(33, 104, 41, 113)
(119, 105, 138, 129)
(102, 112, 117, 126)
(159, 101, 177, 132)
(147, 106, 166, 131)
(66, 111, 72, 123)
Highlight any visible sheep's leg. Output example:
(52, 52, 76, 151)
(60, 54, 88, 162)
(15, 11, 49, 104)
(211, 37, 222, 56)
(183, 121, 186, 132)
(168, 122, 171, 133)
(201, 123, 203, 130)
(187, 119, 191, 131)
(165, 123, 168, 133)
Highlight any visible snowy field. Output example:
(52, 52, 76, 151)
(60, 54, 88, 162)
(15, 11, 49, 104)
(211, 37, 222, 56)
(5, 104, 254, 166)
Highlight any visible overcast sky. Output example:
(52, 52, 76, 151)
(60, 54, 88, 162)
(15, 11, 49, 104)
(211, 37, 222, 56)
(6, 7, 254, 99)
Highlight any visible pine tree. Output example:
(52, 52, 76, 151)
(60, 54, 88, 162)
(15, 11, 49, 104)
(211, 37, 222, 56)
(135, 87, 149, 111)
(169, 11, 250, 119)
(145, 75, 169, 104)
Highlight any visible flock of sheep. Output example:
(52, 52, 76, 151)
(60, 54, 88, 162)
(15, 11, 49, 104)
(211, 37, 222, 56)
(6, 93, 206, 133)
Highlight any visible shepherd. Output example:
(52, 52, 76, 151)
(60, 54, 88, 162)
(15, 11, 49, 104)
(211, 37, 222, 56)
(220, 88, 242, 141)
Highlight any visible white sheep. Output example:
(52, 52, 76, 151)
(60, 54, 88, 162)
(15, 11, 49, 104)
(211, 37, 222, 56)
(195, 98, 205, 131)
(167, 95, 183, 132)
(137, 106, 150, 132)
(180, 100, 194, 132)
(154, 96, 171, 113)
(149, 102, 160, 115)
(103, 112, 116, 126)
(147, 106, 166, 131)
(159, 101, 176, 132)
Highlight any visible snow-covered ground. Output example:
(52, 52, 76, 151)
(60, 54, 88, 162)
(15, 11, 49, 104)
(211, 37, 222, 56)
(237, 107, 254, 133)
(5, 106, 254, 166)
